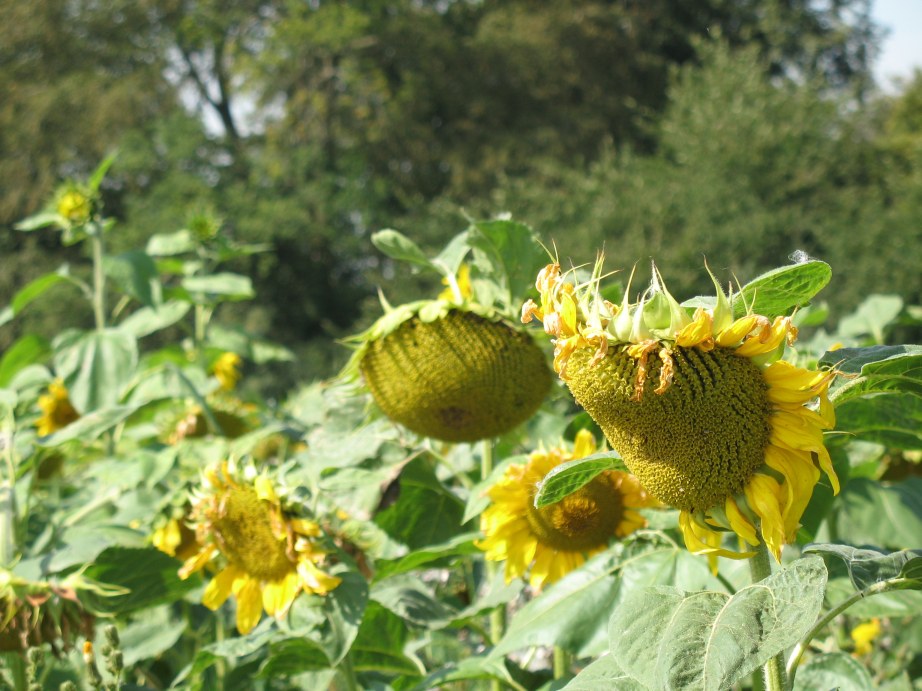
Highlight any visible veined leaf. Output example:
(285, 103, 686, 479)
(563, 655, 646, 690)
(371, 229, 436, 271)
(609, 556, 827, 691)
(54, 328, 138, 412)
(468, 219, 546, 309)
(731, 260, 831, 318)
(792, 653, 874, 691)
(833, 478, 922, 549)
(533, 452, 626, 508)
(804, 544, 922, 591)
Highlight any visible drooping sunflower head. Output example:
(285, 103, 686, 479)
(179, 460, 341, 634)
(35, 379, 80, 436)
(478, 429, 655, 590)
(346, 300, 552, 442)
(164, 395, 258, 444)
(523, 258, 838, 562)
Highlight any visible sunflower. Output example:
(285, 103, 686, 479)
(35, 379, 80, 436)
(179, 461, 341, 634)
(344, 299, 551, 443)
(478, 429, 654, 590)
(522, 259, 838, 561)
(212, 352, 243, 391)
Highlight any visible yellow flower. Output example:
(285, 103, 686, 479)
(851, 618, 881, 656)
(56, 188, 93, 225)
(152, 515, 199, 562)
(179, 462, 341, 634)
(35, 380, 80, 436)
(212, 352, 243, 391)
(438, 264, 473, 302)
(523, 259, 838, 562)
(165, 395, 257, 444)
(478, 430, 655, 590)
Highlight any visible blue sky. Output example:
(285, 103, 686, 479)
(872, 0, 922, 88)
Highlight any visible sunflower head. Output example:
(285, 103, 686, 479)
(478, 429, 655, 590)
(0, 571, 94, 654)
(212, 352, 243, 391)
(35, 379, 80, 436)
(54, 184, 95, 226)
(347, 300, 552, 442)
(523, 258, 838, 562)
(165, 395, 257, 444)
(179, 461, 341, 634)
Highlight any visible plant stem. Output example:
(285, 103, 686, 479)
(338, 653, 360, 691)
(749, 539, 786, 691)
(786, 577, 912, 685)
(482, 438, 504, 691)
(90, 226, 107, 331)
(553, 646, 570, 680)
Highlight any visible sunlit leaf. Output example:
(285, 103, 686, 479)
(37, 404, 139, 446)
(104, 250, 160, 307)
(837, 294, 904, 343)
(792, 652, 874, 691)
(533, 452, 626, 509)
(54, 328, 138, 412)
(371, 229, 436, 271)
(181, 273, 254, 301)
(609, 556, 826, 690)
(119, 301, 192, 338)
(833, 478, 922, 549)
(731, 260, 831, 318)
(0, 334, 50, 388)
(468, 219, 546, 309)
(804, 544, 922, 591)
(0, 266, 76, 328)
(563, 655, 646, 690)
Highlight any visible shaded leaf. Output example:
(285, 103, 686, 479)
(792, 652, 873, 691)
(563, 655, 646, 691)
(837, 294, 904, 343)
(413, 655, 516, 691)
(104, 250, 160, 307)
(0, 335, 50, 388)
(374, 533, 479, 580)
(804, 544, 922, 591)
(351, 603, 423, 677)
(833, 478, 922, 549)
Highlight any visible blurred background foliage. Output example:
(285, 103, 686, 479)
(2, 0, 920, 387)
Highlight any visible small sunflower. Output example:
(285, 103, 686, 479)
(35, 380, 80, 436)
(523, 259, 838, 562)
(54, 184, 94, 226)
(478, 429, 654, 590)
(212, 352, 243, 391)
(344, 299, 551, 443)
(179, 461, 341, 634)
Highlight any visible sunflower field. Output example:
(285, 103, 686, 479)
(2, 158, 922, 691)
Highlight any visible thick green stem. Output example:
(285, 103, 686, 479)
(553, 646, 570, 680)
(749, 540, 786, 691)
(482, 438, 504, 691)
(786, 578, 911, 685)
(338, 652, 360, 691)
(90, 228, 107, 331)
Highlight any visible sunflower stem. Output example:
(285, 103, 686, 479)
(553, 646, 570, 680)
(338, 652, 360, 691)
(90, 225, 107, 331)
(482, 438, 504, 691)
(749, 539, 786, 691)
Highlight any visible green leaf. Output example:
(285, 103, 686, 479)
(351, 603, 423, 677)
(492, 540, 721, 660)
(821, 345, 922, 375)
(0, 266, 75, 328)
(431, 229, 471, 277)
(834, 478, 922, 549)
(146, 229, 197, 256)
(370, 574, 456, 628)
(0, 334, 50, 388)
(314, 570, 369, 666)
(374, 533, 479, 580)
(371, 229, 436, 271)
(37, 404, 139, 446)
(468, 219, 546, 308)
(181, 273, 254, 301)
(206, 324, 295, 363)
(14, 211, 62, 232)
(414, 655, 517, 690)
(82, 547, 199, 615)
(119, 301, 192, 338)
(87, 151, 117, 192)
(804, 544, 922, 591)
(104, 250, 160, 307)
(54, 328, 138, 412)
(609, 556, 827, 691)
(533, 452, 626, 509)
(117, 606, 186, 667)
(833, 393, 922, 449)
(792, 652, 874, 691)
(256, 637, 330, 678)
(837, 294, 904, 343)
(563, 655, 646, 691)
(374, 456, 467, 550)
(731, 260, 831, 318)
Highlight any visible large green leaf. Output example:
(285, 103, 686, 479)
(117, 605, 186, 667)
(54, 328, 138, 412)
(82, 547, 200, 615)
(492, 539, 721, 660)
(468, 219, 546, 309)
(804, 544, 922, 591)
(374, 456, 467, 550)
(533, 452, 627, 509)
(350, 603, 424, 677)
(836, 294, 904, 343)
(104, 250, 160, 306)
(833, 393, 922, 449)
(119, 301, 192, 338)
(731, 260, 831, 318)
(609, 556, 827, 691)
(374, 533, 479, 580)
(563, 655, 646, 690)
(413, 655, 518, 691)
(834, 478, 922, 549)
(37, 404, 139, 446)
(146, 229, 197, 256)
(370, 574, 456, 628)
(792, 653, 874, 691)
(312, 570, 369, 666)
(256, 637, 330, 678)
(0, 334, 50, 388)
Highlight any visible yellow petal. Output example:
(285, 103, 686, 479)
(297, 559, 342, 595)
(202, 565, 243, 611)
(724, 497, 759, 546)
(572, 429, 597, 459)
(235, 576, 265, 634)
(744, 474, 786, 561)
(179, 545, 217, 580)
(675, 308, 713, 347)
(764, 445, 819, 540)
(263, 570, 301, 619)
(715, 315, 761, 347)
